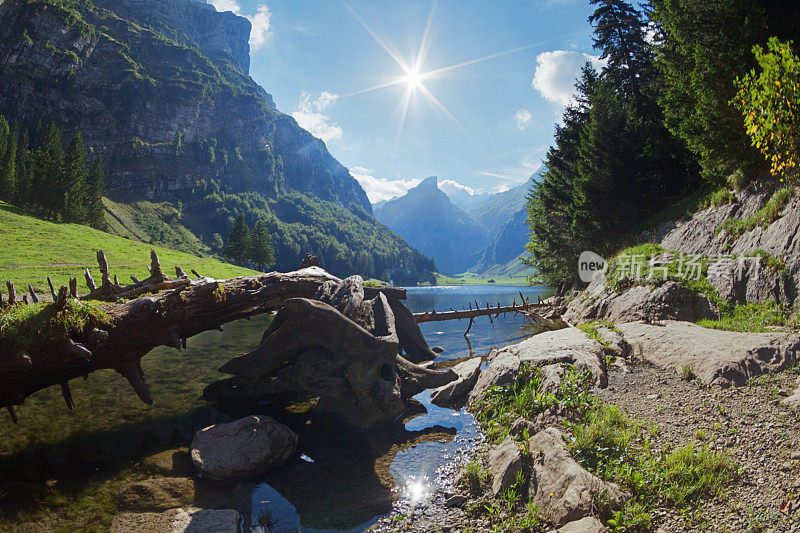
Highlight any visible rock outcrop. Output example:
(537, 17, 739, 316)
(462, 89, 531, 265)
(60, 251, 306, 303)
(0, 0, 370, 211)
(528, 428, 628, 527)
(190, 415, 298, 481)
(651, 183, 800, 304)
(618, 321, 800, 387)
(469, 327, 607, 401)
(563, 277, 718, 324)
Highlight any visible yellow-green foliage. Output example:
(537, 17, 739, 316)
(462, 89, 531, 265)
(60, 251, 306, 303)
(0, 201, 257, 294)
(734, 38, 800, 181)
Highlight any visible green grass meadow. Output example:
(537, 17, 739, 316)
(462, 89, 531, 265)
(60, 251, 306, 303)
(0, 201, 258, 295)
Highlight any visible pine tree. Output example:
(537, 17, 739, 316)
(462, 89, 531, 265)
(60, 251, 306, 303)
(34, 122, 65, 219)
(525, 65, 598, 283)
(226, 213, 249, 264)
(64, 133, 88, 222)
(14, 129, 32, 208)
(0, 122, 17, 202)
(248, 219, 275, 271)
(589, 0, 652, 99)
(86, 157, 106, 229)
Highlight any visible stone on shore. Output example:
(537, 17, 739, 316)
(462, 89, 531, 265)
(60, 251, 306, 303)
(118, 477, 195, 512)
(430, 357, 482, 407)
(468, 327, 607, 402)
(191, 415, 298, 481)
(487, 436, 524, 498)
(618, 321, 800, 387)
(529, 428, 628, 527)
(110, 507, 240, 533)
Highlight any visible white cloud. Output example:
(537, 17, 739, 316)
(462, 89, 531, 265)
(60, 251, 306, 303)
(292, 91, 343, 143)
(515, 108, 532, 130)
(207, 1, 272, 51)
(531, 50, 605, 107)
(247, 5, 272, 51)
(439, 179, 475, 197)
(208, 0, 241, 12)
(350, 167, 421, 203)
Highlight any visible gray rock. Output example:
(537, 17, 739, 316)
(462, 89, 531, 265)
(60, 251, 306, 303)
(432, 346, 445, 353)
(539, 364, 566, 395)
(430, 357, 482, 407)
(510, 417, 539, 439)
(469, 327, 607, 402)
(783, 377, 800, 410)
(110, 507, 240, 533)
(487, 436, 524, 498)
(191, 415, 298, 481)
(118, 477, 195, 512)
(529, 428, 628, 527)
(564, 278, 717, 324)
(444, 494, 467, 508)
(618, 321, 800, 387)
(547, 516, 608, 533)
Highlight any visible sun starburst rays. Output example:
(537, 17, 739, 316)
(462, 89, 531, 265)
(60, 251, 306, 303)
(341, 0, 536, 169)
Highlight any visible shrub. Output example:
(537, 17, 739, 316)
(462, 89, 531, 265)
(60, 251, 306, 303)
(734, 38, 800, 182)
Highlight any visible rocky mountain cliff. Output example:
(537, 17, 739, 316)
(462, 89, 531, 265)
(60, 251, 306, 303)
(374, 177, 487, 275)
(0, 0, 436, 281)
(0, 0, 369, 212)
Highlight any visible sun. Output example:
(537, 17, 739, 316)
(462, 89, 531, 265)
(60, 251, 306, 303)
(403, 66, 425, 90)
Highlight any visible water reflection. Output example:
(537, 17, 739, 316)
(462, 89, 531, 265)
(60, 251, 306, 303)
(0, 285, 551, 532)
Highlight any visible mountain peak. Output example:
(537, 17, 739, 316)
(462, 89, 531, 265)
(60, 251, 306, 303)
(418, 176, 439, 190)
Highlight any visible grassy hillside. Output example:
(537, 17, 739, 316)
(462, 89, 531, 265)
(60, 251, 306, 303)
(0, 202, 257, 295)
(103, 198, 211, 257)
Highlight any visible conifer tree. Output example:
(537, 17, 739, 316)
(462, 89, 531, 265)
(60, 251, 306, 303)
(0, 122, 17, 201)
(64, 133, 88, 222)
(86, 157, 106, 229)
(34, 122, 65, 219)
(248, 219, 275, 271)
(14, 130, 32, 208)
(226, 213, 249, 264)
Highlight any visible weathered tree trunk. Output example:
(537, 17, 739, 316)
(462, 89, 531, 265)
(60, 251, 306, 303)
(205, 276, 456, 429)
(0, 256, 406, 417)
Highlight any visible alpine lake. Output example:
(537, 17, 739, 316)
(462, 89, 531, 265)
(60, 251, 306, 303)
(0, 284, 553, 532)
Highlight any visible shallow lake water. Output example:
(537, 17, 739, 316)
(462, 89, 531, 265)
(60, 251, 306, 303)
(0, 284, 552, 531)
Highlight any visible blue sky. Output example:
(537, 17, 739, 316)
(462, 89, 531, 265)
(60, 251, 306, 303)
(207, 0, 601, 202)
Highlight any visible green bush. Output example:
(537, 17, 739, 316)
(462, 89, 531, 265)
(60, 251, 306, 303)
(734, 38, 800, 182)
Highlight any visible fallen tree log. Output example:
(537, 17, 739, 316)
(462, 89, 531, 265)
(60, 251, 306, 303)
(413, 301, 548, 323)
(0, 251, 407, 419)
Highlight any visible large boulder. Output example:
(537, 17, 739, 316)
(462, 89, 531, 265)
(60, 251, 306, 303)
(529, 428, 628, 527)
(191, 415, 298, 481)
(564, 277, 717, 324)
(469, 328, 607, 402)
(618, 321, 800, 387)
(110, 507, 240, 533)
(430, 357, 482, 407)
(118, 477, 195, 512)
(487, 436, 524, 497)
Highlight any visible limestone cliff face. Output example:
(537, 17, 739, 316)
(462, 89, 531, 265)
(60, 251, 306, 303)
(0, 0, 371, 213)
